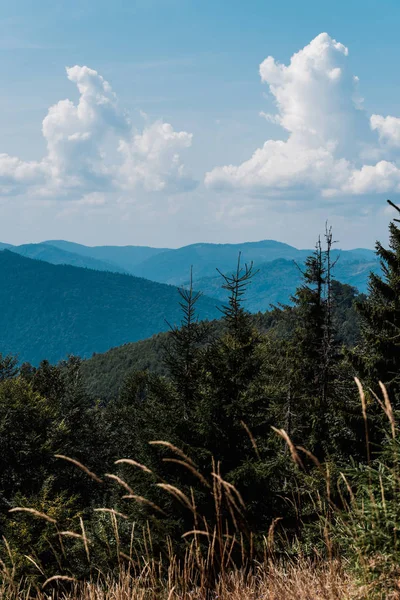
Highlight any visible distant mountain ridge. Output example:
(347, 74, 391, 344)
(193, 257, 379, 313)
(42, 240, 170, 273)
(10, 243, 128, 273)
(130, 241, 378, 286)
(0, 251, 220, 365)
(0, 238, 380, 317)
(0, 238, 377, 284)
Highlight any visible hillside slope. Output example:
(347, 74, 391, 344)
(43, 240, 170, 273)
(82, 280, 363, 401)
(131, 240, 377, 286)
(0, 251, 220, 365)
(10, 243, 127, 273)
(194, 257, 380, 312)
(131, 240, 308, 284)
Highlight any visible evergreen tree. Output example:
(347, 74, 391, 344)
(199, 256, 264, 472)
(163, 268, 210, 422)
(278, 228, 355, 460)
(0, 353, 18, 381)
(355, 200, 400, 405)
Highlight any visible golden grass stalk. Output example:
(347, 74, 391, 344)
(149, 441, 196, 467)
(354, 378, 370, 466)
(54, 454, 103, 484)
(115, 459, 153, 474)
(266, 517, 283, 554)
(122, 495, 167, 515)
(182, 530, 211, 539)
(58, 531, 85, 540)
(379, 380, 396, 439)
(8, 508, 56, 524)
(94, 508, 128, 519)
(156, 484, 195, 513)
(271, 427, 304, 470)
(104, 474, 135, 495)
(24, 555, 45, 576)
(42, 575, 77, 589)
(215, 475, 245, 510)
(240, 420, 261, 460)
(80, 517, 90, 563)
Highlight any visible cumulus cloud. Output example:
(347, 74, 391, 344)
(118, 120, 195, 192)
(370, 114, 400, 147)
(0, 65, 194, 198)
(205, 32, 400, 199)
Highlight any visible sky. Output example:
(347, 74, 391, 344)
(1, 0, 400, 249)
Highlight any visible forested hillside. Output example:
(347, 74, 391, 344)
(10, 243, 127, 273)
(42, 240, 170, 272)
(193, 256, 378, 312)
(0, 238, 379, 312)
(81, 279, 362, 400)
(0, 251, 220, 364)
(130, 239, 378, 285)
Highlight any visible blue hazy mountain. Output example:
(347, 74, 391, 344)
(2, 239, 378, 292)
(192, 256, 380, 313)
(43, 240, 170, 273)
(0, 238, 379, 319)
(9, 243, 128, 273)
(0, 250, 220, 365)
(130, 240, 310, 284)
(130, 240, 378, 286)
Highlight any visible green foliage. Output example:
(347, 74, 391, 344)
(355, 211, 400, 406)
(81, 280, 362, 402)
(332, 426, 400, 595)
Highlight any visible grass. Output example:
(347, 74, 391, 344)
(2, 380, 400, 599)
(0, 560, 363, 599)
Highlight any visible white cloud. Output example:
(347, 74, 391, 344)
(0, 65, 195, 199)
(118, 120, 195, 192)
(342, 161, 400, 195)
(370, 114, 400, 147)
(205, 32, 400, 199)
(0, 154, 45, 194)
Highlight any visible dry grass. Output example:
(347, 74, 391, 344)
(0, 560, 364, 600)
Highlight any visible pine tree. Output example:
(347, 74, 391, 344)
(163, 268, 210, 421)
(355, 200, 400, 404)
(282, 227, 353, 459)
(0, 353, 18, 381)
(199, 255, 266, 474)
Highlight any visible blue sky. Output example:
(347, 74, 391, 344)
(0, 0, 400, 249)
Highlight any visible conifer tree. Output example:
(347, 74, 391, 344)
(0, 353, 18, 381)
(163, 268, 210, 421)
(281, 227, 352, 459)
(199, 255, 265, 474)
(355, 200, 400, 404)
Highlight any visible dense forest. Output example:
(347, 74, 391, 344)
(1, 208, 400, 598)
(0, 251, 220, 364)
(81, 277, 361, 400)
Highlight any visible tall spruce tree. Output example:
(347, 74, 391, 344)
(163, 268, 210, 423)
(0, 354, 18, 382)
(281, 227, 354, 459)
(199, 256, 266, 475)
(355, 200, 400, 404)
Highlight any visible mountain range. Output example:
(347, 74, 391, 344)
(3, 238, 378, 281)
(0, 251, 219, 365)
(0, 238, 380, 364)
